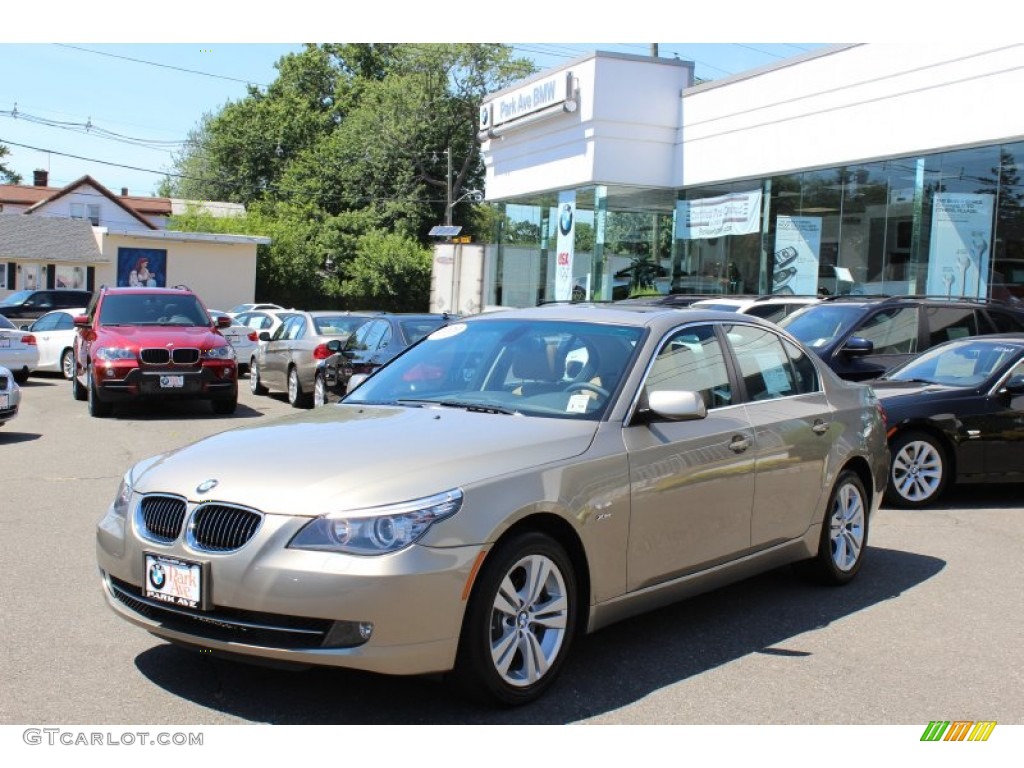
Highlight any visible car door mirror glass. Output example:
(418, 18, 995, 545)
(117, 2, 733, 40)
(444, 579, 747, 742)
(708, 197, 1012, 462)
(842, 336, 874, 356)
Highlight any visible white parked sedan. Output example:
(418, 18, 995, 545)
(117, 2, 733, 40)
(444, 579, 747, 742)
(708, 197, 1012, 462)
(22, 308, 86, 379)
(0, 315, 39, 384)
(209, 311, 260, 376)
(0, 364, 21, 427)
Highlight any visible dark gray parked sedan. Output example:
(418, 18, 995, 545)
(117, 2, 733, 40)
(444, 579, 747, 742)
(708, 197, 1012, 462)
(97, 304, 889, 706)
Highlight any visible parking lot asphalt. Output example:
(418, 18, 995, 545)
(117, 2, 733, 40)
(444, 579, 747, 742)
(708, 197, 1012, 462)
(1, 372, 1022, 726)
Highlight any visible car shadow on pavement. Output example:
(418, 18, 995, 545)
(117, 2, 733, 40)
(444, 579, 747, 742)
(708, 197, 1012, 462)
(100, 400, 267, 421)
(0, 430, 41, 444)
(134, 545, 944, 724)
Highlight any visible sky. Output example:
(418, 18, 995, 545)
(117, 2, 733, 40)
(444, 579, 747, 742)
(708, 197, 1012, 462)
(0, 40, 831, 197)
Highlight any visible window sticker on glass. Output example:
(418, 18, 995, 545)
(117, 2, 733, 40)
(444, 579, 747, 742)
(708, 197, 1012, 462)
(428, 323, 466, 340)
(567, 393, 591, 413)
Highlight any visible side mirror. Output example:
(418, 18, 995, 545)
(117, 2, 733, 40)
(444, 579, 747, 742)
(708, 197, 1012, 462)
(647, 390, 707, 421)
(326, 339, 343, 353)
(258, 331, 271, 342)
(842, 336, 874, 357)
(73, 314, 91, 328)
(1002, 375, 1024, 395)
(216, 316, 232, 329)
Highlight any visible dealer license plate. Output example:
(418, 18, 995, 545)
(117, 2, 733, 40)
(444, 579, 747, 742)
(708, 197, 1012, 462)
(0, 336, 9, 348)
(144, 553, 202, 608)
(159, 375, 184, 388)
(0, 393, 8, 409)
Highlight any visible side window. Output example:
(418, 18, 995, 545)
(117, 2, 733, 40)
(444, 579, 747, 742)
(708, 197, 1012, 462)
(349, 320, 387, 352)
(272, 317, 295, 341)
(726, 324, 799, 401)
(286, 317, 307, 340)
(55, 313, 75, 331)
(31, 313, 60, 332)
(378, 324, 394, 350)
(782, 338, 820, 394)
(927, 307, 978, 346)
(854, 306, 919, 355)
(986, 309, 1024, 333)
(646, 324, 732, 409)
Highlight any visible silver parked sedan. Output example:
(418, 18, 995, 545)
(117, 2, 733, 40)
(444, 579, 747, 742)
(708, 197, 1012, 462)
(96, 304, 889, 705)
(0, 364, 21, 427)
(249, 310, 378, 408)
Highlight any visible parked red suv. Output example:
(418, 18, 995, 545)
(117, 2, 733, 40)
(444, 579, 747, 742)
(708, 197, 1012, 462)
(72, 286, 238, 417)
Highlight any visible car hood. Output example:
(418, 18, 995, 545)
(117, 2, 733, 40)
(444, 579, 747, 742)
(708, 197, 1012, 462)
(131, 405, 599, 516)
(97, 325, 228, 347)
(870, 380, 965, 400)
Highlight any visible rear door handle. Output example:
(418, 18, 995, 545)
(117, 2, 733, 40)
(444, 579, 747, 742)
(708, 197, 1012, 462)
(729, 435, 752, 453)
(812, 419, 830, 435)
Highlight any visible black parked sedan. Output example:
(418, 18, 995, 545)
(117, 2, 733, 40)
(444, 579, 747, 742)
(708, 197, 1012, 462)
(313, 313, 455, 406)
(871, 334, 1024, 508)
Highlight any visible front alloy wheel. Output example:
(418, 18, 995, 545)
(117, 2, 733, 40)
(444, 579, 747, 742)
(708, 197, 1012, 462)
(454, 532, 576, 706)
(314, 373, 327, 407)
(61, 348, 75, 380)
(886, 431, 947, 509)
(249, 362, 267, 395)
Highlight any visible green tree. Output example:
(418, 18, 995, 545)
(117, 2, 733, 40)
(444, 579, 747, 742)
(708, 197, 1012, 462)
(340, 231, 433, 311)
(0, 144, 22, 184)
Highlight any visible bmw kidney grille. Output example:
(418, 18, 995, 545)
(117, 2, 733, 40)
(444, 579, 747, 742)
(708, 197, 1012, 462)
(137, 495, 262, 551)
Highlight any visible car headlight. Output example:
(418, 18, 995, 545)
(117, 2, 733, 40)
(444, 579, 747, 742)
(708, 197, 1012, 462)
(112, 471, 133, 519)
(289, 489, 463, 555)
(203, 345, 235, 360)
(94, 346, 137, 361)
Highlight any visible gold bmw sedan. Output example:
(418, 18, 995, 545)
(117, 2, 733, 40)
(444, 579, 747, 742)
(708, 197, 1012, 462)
(96, 304, 889, 706)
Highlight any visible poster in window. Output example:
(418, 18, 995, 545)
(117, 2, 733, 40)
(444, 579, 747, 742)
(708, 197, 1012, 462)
(117, 248, 167, 288)
(676, 190, 763, 240)
(772, 216, 822, 295)
(55, 265, 86, 290)
(926, 193, 994, 299)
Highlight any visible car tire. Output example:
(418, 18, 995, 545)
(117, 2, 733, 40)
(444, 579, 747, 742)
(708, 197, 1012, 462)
(794, 469, 868, 586)
(61, 348, 75, 380)
(287, 367, 311, 409)
(211, 395, 238, 415)
(71, 355, 87, 401)
(313, 372, 327, 407)
(12, 367, 29, 384)
(886, 430, 948, 509)
(87, 365, 112, 418)
(452, 531, 577, 706)
(249, 361, 267, 395)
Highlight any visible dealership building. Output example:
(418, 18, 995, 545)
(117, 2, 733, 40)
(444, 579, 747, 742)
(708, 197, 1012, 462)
(432, 43, 1024, 313)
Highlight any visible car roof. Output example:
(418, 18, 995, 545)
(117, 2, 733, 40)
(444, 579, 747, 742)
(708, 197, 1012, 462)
(461, 302, 766, 332)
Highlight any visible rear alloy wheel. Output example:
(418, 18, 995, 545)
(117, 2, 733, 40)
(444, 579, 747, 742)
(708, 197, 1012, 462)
(87, 365, 112, 418)
(886, 430, 947, 509)
(453, 532, 577, 706)
(313, 372, 327, 407)
(61, 348, 75, 380)
(794, 469, 868, 586)
(249, 362, 267, 395)
(287, 367, 310, 408)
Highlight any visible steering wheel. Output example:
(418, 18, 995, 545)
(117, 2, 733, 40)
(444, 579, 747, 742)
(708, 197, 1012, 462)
(563, 381, 610, 398)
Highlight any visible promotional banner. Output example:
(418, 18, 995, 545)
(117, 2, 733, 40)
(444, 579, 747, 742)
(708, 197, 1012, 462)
(926, 193, 994, 299)
(676, 190, 762, 240)
(772, 216, 822, 295)
(554, 191, 576, 301)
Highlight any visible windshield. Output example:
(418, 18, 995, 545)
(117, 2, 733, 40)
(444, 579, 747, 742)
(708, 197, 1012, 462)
(400, 318, 449, 344)
(98, 294, 210, 326)
(0, 315, 15, 330)
(778, 304, 865, 348)
(313, 316, 371, 336)
(345, 318, 644, 420)
(0, 290, 33, 307)
(884, 340, 1023, 386)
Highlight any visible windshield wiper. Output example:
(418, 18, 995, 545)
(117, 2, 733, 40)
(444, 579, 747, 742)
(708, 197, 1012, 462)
(396, 398, 519, 415)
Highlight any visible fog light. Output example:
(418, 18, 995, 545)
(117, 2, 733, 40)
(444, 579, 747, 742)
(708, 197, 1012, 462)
(323, 620, 374, 648)
(105, 367, 114, 377)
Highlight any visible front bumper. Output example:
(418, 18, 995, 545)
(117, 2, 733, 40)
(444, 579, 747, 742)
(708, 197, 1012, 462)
(94, 362, 236, 402)
(96, 504, 481, 676)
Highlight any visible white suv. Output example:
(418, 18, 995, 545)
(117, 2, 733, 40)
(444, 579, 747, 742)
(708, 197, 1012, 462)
(689, 295, 823, 324)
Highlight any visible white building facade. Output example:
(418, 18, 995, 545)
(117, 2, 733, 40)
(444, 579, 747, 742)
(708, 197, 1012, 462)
(455, 44, 1024, 310)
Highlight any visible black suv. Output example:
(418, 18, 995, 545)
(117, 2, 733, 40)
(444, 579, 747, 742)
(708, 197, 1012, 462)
(777, 295, 1024, 380)
(0, 289, 93, 324)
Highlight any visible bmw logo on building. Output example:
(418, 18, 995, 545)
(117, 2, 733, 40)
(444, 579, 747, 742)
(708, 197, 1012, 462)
(149, 563, 166, 590)
(559, 204, 574, 236)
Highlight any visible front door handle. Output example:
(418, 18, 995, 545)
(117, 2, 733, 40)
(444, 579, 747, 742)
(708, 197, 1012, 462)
(812, 419, 830, 435)
(729, 435, 752, 453)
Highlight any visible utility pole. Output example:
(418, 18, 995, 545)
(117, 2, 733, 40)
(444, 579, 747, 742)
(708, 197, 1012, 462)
(444, 147, 453, 227)
(650, 44, 659, 58)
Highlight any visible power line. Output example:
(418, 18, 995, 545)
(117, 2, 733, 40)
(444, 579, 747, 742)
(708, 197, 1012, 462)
(53, 44, 272, 88)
